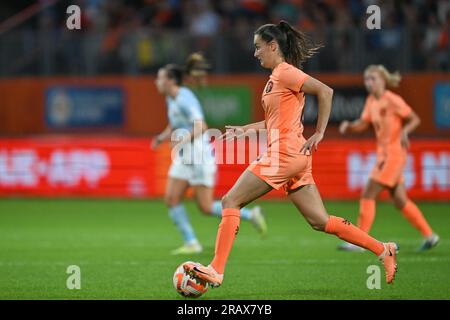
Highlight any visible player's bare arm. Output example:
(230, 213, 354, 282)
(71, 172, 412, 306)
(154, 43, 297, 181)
(339, 119, 370, 135)
(218, 121, 266, 140)
(401, 110, 421, 149)
(300, 76, 333, 154)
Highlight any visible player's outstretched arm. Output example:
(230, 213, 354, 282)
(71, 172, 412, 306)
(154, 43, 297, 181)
(300, 76, 333, 154)
(339, 119, 370, 135)
(233, 120, 266, 132)
(218, 121, 266, 141)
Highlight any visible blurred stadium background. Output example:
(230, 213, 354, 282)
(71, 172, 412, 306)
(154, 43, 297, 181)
(0, 0, 449, 299)
(0, 0, 449, 200)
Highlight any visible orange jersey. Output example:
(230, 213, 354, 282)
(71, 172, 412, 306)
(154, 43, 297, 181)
(249, 62, 314, 193)
(262, 62, 309, 155)
(361, 90, 412, 160)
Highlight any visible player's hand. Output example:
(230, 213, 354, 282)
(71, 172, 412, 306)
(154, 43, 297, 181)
(218, 125, 245, 141)
(300, 131, 324, 155)
(339, 121, 350, 135)
(401, 129, 410, 149)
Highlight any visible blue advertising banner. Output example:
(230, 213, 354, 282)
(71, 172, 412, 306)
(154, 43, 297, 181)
(45, 86, 125, 128)
(434, 82, 450, 129)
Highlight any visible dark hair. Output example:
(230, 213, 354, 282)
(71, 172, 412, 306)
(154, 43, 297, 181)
(254, 20, 322, 68)
(163, 52, 210, 86)
(164, 64, 184, 86)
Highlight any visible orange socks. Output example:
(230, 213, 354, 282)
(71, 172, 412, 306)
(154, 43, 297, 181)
(210, 208, 240, 274)
(325, 215, 385, 256)
(357, 198, 432, 237)
(401, 201, 433, 237)
(357, 198, 376, 233)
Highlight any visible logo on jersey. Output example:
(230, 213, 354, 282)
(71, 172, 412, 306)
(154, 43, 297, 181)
(265, 81, 273, 93)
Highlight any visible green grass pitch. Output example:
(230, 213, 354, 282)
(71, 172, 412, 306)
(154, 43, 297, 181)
(0, 198, 449, 300)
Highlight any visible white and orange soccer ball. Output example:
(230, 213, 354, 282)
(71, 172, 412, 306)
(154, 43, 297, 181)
(173, 261, 209, 298)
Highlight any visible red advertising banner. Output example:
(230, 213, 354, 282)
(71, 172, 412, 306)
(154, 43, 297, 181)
(0, 137, 449, 200)
(0, 137, 156, 197)
(312, 139, 450, 200)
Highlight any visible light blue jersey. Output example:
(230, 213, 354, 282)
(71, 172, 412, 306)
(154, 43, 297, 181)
(167, 87, 204, 131)
(166, 87, 214, 165)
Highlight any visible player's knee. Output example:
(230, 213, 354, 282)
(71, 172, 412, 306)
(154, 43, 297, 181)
(197, 202, 212, 215)
(221, 194, 240, 209)
(394, 197, 408, 210)
(164, 195, 181, 208)
(361, 186, 376, 199)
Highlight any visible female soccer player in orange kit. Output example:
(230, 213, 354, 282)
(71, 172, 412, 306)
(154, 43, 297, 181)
(183, 21, 398, 288)
(338, 65, 439, 252)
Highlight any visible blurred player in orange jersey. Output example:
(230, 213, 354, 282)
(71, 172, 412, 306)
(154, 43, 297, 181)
(338, 65, 439, 252)
(152, 53, 267, 255)
(183, 21, 399, 288)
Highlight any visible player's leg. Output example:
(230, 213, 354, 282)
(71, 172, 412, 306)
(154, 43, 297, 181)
(358, 179, 384, 232)
(184, 169, 273, 286)
(356, 156, 403, 234)
(288, 184, 397, 284)
(390, 183, 439, 251)
(192, 185, 267, 235)
(165, 177, 201, 254)
(338, 179, 384, 251)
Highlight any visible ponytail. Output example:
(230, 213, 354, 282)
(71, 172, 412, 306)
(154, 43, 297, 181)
(185, 52, 210, 77)
(164, 52, 210, 86)
(255, 20, 322, 68)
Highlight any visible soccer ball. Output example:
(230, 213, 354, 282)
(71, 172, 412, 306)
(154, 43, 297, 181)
(173, 261, 209, 298)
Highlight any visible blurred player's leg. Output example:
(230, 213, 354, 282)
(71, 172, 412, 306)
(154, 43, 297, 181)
(358, 179, 384, 232)
(391, 183, 439, 252)
(288, 184, 397, 284)
(184, 170, 272, 286)
(338, 179, 383, 251)
(165, 178, 201, 255)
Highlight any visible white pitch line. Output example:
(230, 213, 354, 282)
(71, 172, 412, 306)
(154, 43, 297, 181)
(0, 256, 449, 267)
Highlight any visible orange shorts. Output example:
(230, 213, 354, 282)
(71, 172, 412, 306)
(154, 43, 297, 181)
(370, 155, 406, 188)
(248, 150, 315, 194)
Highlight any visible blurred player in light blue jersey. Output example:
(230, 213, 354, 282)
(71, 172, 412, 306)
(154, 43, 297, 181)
(152, 53, 267, 255)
